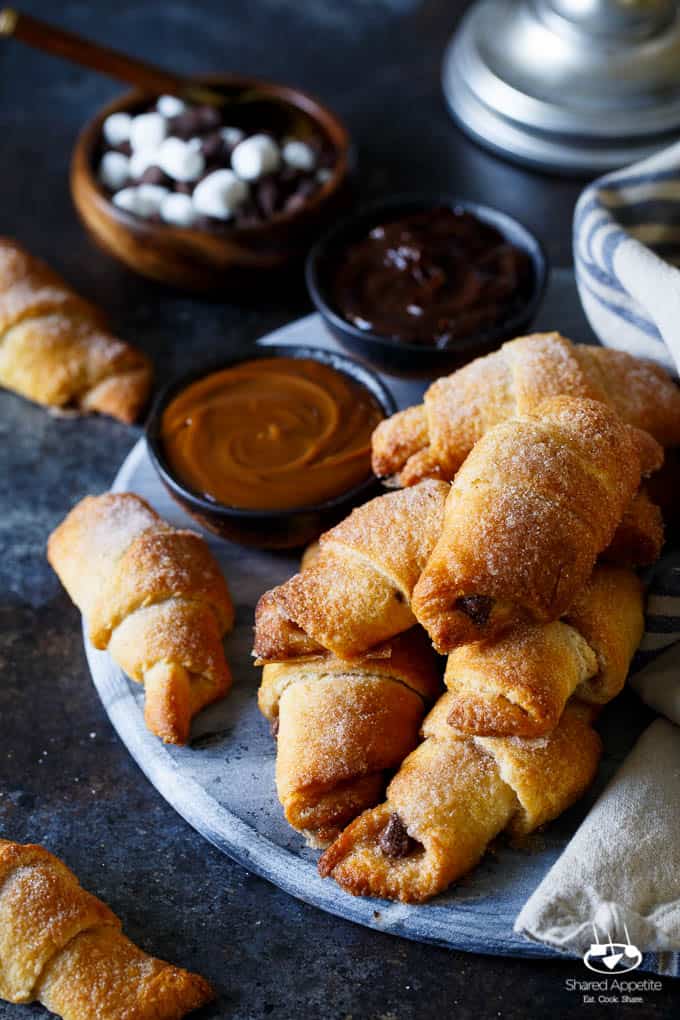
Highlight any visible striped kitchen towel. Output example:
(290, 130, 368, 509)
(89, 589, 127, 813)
(634, 550, 680, 677)
(516, 550, 680, 976)
(574, 139, 680, 376)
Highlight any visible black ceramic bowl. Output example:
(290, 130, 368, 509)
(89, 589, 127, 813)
(145, 344, 397, 549)
(305, 195, 548, 377)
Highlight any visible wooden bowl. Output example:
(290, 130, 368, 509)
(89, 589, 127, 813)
(70, 74, 352, 292)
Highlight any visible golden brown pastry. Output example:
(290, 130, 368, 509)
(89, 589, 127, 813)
(259, 627, 442, 846)
(601, 487, 664, 566)
(444, 565, 644, 737)
(0, 238, 152, 422)
(319, 698, 601, 903)
(253, 479, 450, 662)
(47, 492, 234, 744)
(0, 840, 214, 1018)
(372, 332, 680, 484)
(411, 396, 661, 653)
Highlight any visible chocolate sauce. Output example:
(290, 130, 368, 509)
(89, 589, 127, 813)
(331, 208, 532, 348)
(379, 813, 416, 858)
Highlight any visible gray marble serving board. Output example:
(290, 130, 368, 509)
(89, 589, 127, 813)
(86, 272, 650, 960)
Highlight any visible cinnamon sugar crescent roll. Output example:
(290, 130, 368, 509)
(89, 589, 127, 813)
(47, 492, 234, 744)
(444, 565, 644, 738)
(601, 487, 664, 567)
(0, 840, 214, 1017)
(259, 627, 442, 846)
(319, 698, 601, 903)
(0, 238, 152, 422)
(372, 332, 680, 484)
(254, 480, 450, 662)
(412, 396, 661, 653)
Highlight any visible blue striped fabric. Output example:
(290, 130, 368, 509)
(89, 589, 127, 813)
(633, 553, 680, 671)
(573, 141, 680, 371)
(631, 553, 680, 975)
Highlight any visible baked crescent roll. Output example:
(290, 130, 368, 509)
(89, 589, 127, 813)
(47, 492, 234, 744)
(601, 487, 664, 567)
(445, 565, 644, 737)
(253, 479, 450, 662)
(411, 396, 661, 653)
(0, 840, 214, 1017)
(259, 627, 442, 846)
(372, 332, 680, 484)
(319, 698, 601, 903)
(0, 238, 152, 422)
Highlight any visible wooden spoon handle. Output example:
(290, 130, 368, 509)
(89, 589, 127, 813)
(0, 8, 223, 104)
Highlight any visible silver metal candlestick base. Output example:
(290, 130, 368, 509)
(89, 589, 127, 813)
(442, 0, 680, 174)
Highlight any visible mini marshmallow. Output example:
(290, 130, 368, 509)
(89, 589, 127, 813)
(193, 169, 248, 219)
(129, 148, 159, 179)
(231, 133, 280, 181)
(129, 111, 167, 152)
(112, 187, 140, 214)
(160, 192, 197, 227)
(99, 151, 130, 191)
(220, 126, 245, 148)
(157, 94, 186, 118)
(136, 183, 169, 217)
(157, 137, 205, 182)
(317, 168, 333, 184)
(281, 139, 316, 171)
(103, 112, 132, 147)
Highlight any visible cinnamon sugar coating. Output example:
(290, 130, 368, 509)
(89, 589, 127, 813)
(318, 700, 601, 902)
(444, 565, 644, 737)
(371, 332, 680, 485)
(0, 840, 214, 1017)
(47, 493, 234, 744)
(253, 480, 450, 662)
(258, 627, 442, 845)
(0, 238, 152, 422)
(411, 396, 661, 652)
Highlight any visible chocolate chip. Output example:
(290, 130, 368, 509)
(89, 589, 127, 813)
(139, 165, 169, 186)
(234, 199, 262, 228)
(255, 175, 280, 217)
(196, 105, 222, 131)
(283, 192, 307, 215)
(283, 177, 317, 214)
(279, 165, 300, 185)
(455, 595, 494, 627)
(170, 110, 204, 139)
(270, 717, 279, 739)
(379, 813, 415, 858)
(199, 216, 231, 235)
(201, 132, 225, 162)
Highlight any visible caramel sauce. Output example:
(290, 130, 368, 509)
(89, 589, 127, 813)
(161, 357, 384, 510)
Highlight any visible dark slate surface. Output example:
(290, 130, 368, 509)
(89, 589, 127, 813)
(0, 1, 676, 1017)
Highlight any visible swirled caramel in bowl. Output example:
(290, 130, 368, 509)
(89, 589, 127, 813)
(160, 357, 385, 510)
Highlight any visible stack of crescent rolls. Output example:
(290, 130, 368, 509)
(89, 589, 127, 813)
(254, 333, 680, 902)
